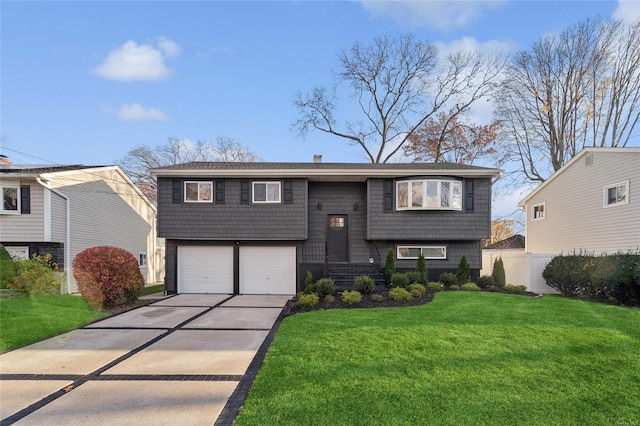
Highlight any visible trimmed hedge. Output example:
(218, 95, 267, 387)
(543, 252, 640, 305)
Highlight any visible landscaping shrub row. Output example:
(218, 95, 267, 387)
(543, 252, 640, 306)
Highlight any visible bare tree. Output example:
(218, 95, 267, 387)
(498, 18, 640, 183)
(116, 137, 260, 202)
(293, 33, 507, 163)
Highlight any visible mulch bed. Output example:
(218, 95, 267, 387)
(291, 289, 436, 313)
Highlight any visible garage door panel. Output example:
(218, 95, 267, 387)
(240, 247, 296, 295)
(178, 246, 233, 294)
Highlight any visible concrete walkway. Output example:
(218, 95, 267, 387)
(0, 294, 292, 426)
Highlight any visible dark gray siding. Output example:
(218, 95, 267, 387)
(303, 182, 369, 263)
(157, 178, 307, 240)
(366, 178, 492, 240)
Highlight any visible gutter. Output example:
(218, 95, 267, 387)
(36, 178, 71, 294)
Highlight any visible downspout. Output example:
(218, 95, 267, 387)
(36, 178, 71, 294)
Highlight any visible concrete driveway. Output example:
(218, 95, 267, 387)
(0, 294, 292, 426)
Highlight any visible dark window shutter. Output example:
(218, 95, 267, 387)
(240, 180, 250, 204)
(283, 180, 293, 204)
(383, 179, 394, 212)
(20, 185, 31, 214)
(172, 180, 182, 203)
(215, 180, 225, 204)
(465, 180, 474, 212)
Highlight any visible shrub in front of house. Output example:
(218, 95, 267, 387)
(456, 255, 471, 284)
(477, 275, 495, 289)
(461, 283, 480, 292)
(505, 284, 527, 294)
(8, 253, 62, 296)
(449, 284, 460, 291)
(314, 278, 336, 297)
(415, 252, 428, 284)
(542, 252, 594, 297)
(73, 246, 144, 309)
(390, 273, 410, 289)
(438, 272, 458, 287)
(0, 245, 18, 289)
(408, 283, 426, 296)
(354, 275, 375, 294)
(296, 293, 319, 308)
(492, 256, 506, 288)
(427, 282, 444, 292)
(341, 290, 362, 305)
(389, 286, 413, 301)
(370, 293, 385, 303)
(303, 271, 315, 294)
(383, 249, 395, 286)
(324, 294, 336, 304)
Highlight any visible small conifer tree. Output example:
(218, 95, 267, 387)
(456, 255, 471, 284)
(415, 252, 428, 284)
(383, 248, 395, 285)
(492, 256, 506, 288)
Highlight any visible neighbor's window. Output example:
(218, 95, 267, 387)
(1, 185, 20, 214)
(604, 181, 629, 208)
(532, 202, 545, 220)
(139, 253, 148, 267)
(397, 245, 446, 260)
(396, 179, 462, 211)
(184, 181, 213, 202)
(253, 181, 281, 203)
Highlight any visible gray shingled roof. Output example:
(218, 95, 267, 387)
(0, 165, 105, 174)
(152, 161, 493, 171)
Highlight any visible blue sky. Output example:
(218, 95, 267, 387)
(2, 1, 639, 220)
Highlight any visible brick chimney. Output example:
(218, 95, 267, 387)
(313, 154, 322, 163)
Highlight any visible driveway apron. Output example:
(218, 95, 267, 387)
(0, 294, 292, 426)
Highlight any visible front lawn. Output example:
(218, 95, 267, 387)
(0, 295, 107, 351)
(236, 292, 640, 425)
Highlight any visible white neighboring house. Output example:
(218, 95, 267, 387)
(516, 147, 640, 291)
(0, 162, 164, 293)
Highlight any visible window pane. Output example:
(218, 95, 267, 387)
(398, 247, 421, 258)
(3, 187, 18, 211)
(608, 187, 617, 205)
(266, 183, 280, 202)
(397, 182, 408, 208)
(616, 185, 627, 203)
(426, 182, 438, 208)
(440, 182, 450, 208)
(254, 183, 266, 202)
(452, 182, 462, 210)
(423, 247, 446, 259)
(199, 183, 212, 201)
(412, 181, 423, 207)
(330, 217, 345, 228)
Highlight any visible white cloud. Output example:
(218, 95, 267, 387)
(358, 0, 506, 31)
(613, 0, 640, 23)
(92, 38, 180, 82)
(103, 103, 168, 122)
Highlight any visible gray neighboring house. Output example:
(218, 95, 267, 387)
(151, 160, 502, 295)
(0, 162, 164, 293)
(519, 147, 640, 255)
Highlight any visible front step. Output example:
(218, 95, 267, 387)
(326, 263, 385, 290)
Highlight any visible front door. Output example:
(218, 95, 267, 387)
(327, 214, 348, 262)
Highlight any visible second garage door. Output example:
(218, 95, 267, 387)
(239, 246, 296, 295)
(178, 246, 234, 293)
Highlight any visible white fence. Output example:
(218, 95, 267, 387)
(481, 249, 558, 294)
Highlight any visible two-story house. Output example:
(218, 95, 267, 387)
(151, 160, 501, 295)
(0, 163, 163, 293)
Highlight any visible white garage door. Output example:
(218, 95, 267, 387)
(178, 246, 234, 293)
(240, 246, 296, 295)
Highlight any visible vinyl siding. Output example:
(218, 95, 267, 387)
(525, 151, 640, 254)
(50, 191, 67, 242)
(157, 178, 307, 240)
(0, 181, 45, 241)
(367, 178, 492, 240)
(47, 168, 157, 291)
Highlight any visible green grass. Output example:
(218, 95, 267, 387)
(236, 292, 640, 426)
(142, 284, 164, 295)
(0, 295, 107, 351)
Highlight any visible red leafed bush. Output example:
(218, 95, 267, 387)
(73, 246, 144, 309)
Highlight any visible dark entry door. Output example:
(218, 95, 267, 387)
(327, 214, 348, 262)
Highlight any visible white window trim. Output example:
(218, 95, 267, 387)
(532, 202, 545, 221)
(252, 181, 281, 204)
(396, 245, 447, 260)
(395, 179, 462, 211)
(1, 183, 21, 214)
(184, 181, 213, 203)
(5, 246, 29, 260)
(603, 180, 629, 208)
